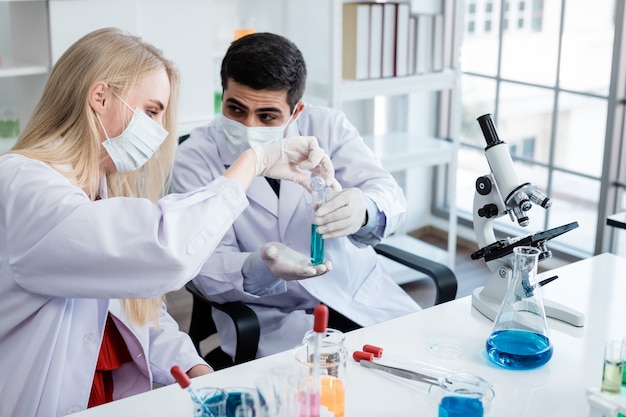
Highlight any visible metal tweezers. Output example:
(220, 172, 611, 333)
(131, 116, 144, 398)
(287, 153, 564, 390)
(359, 360, 439, 385)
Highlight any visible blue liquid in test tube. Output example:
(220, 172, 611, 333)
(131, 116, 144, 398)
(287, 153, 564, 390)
(311, 224, 325, 265)
(310, 176, 326, 265)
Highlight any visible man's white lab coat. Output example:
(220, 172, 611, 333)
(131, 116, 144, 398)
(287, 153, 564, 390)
(171, 104, 421, 358)
(0, 154, 248, 417)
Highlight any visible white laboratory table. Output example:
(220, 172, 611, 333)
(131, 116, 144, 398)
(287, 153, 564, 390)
(73, 253, 626, 417)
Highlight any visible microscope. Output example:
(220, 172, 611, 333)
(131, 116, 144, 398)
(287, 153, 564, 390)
(470, 114, 585, 327)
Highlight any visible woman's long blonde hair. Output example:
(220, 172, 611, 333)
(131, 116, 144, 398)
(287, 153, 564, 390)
(9, 27, 180, 326)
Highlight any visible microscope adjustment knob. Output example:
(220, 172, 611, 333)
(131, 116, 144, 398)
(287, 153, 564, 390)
(476, 176, 492, 196)
(478, 204, 499, 218)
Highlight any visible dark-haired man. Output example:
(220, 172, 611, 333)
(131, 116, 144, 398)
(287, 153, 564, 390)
(171, 32, 420, 358)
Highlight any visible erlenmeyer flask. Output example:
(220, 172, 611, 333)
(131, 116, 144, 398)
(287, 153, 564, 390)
(486, 246, 553, 369)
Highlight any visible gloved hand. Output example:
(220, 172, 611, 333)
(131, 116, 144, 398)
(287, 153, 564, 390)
(252, 136, 342, 192)
(314, 188, 367, 239)
(260, 242, 332, 281)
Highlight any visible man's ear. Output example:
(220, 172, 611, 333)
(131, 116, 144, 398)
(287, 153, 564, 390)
(292, 101, 305, 120)
(88, 81, 109, 113)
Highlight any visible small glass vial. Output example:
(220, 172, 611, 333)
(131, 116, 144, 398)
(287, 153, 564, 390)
(310, 176, 326, 265)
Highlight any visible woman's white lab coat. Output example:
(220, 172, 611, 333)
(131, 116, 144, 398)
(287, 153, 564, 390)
(171, 104, 421, 358)
(0, 154, 248, 417)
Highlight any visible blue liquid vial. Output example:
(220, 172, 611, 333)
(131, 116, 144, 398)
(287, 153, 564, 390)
(486, 329, 553, 370)
(439, 396, 483, 417)
(310, 176, 326, 265)
(310, 224, 325, 265)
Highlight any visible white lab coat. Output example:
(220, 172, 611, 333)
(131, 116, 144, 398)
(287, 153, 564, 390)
(0, 153, 248, 417)
(171, 104, 421, 358)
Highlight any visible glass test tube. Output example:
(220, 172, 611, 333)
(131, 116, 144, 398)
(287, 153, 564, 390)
(310, 176, 326, 266)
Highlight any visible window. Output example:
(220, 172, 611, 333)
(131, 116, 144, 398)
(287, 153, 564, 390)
(448, 0, 622, 258)
(531, 0, 544, 31)
(486, 2, 493, 13)
(469, 3, 476, 14)
(468, 20, 476, 33)
(509, 137, 536, 159)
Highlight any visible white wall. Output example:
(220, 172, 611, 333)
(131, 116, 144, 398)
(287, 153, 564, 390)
(0, 3, 14, 109)
(48, 0, 213, 135)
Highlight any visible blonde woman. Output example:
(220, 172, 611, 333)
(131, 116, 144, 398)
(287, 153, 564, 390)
(0, 28, 335, 417)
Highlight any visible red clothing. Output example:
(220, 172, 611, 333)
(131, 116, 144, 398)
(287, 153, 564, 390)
(88, 314, 132, 408)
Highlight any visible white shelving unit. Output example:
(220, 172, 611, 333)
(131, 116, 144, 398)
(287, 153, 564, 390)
(0, 0, 214, 152)
(308, 68, 459, 108)
(0, 0, 50, 152)
(284, 0, 462, 277)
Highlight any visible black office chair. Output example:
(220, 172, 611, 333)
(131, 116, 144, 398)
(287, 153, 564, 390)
(185, 244, 457, 370)
(185, 280, 261, 370)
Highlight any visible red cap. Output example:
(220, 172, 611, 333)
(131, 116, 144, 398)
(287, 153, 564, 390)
(363, 344, 383, 358)
(352, 350, 374, 362)
(170, 365, 191, 389)
(313, 304, 329, 333)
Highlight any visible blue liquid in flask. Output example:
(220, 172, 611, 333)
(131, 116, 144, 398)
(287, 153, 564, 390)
(310, 224, 324, 265)
(486, 329, 553, 370)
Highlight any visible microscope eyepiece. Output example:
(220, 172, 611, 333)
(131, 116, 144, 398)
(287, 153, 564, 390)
(477, 114, 504, 148)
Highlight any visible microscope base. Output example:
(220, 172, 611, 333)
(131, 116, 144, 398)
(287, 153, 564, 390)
(471, 287, 586, 327)
(471, 287, 500, 322)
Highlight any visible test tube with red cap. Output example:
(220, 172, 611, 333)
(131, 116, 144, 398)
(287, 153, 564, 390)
(310, 304, 328, 416)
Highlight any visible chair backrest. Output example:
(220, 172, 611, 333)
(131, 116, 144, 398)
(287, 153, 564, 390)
(185, 280, 260, 370)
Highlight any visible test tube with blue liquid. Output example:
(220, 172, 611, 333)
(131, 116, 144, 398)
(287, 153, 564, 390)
(310, 176, 326, 265)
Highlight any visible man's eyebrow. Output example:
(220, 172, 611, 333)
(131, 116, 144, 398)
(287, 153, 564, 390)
(224, 97, 283, 115)
(149, 99, 165, 111)
(224, 97, 249, 111)
(255, 106, 283, 114)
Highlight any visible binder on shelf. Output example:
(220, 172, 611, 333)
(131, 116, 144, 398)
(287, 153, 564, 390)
(408, 14, 418, 75)
(368, 2, 383, 79)
(342, 2, 370, 80)
(341, 2, 446, 80)
(432, 14, 444, 72)
(394, 2, 410, 77)
(442, 0, 455, 69)
(381, 2, 397, 78)
(415, 13, 433, 74)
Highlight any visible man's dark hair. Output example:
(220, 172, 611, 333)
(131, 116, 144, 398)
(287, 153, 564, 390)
(220, 32, 307, 111)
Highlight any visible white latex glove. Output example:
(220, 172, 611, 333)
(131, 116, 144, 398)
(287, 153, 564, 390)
(260, 242, 332, 281)
(252, 136, 342, 192)
(314, 188, 367, 239)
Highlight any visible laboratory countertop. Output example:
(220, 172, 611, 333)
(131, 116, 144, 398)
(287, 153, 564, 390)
(73, 253, 626, 417)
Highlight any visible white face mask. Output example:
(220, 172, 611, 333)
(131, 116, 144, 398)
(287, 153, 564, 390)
(97, 93, 169, 172)
(219, 110, 295, 154)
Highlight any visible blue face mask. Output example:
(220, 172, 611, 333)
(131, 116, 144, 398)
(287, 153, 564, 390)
(97, 93, 169, 172)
